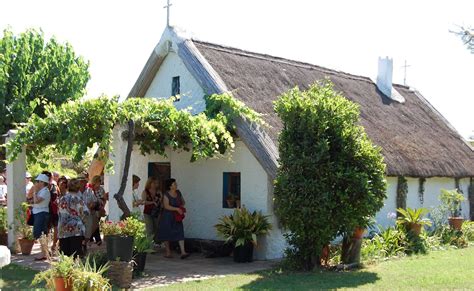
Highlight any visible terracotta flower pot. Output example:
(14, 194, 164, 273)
(18, 238, 35, 255)
(226, 200, 235, 208)
(352, 227, 365, 239)
(448, 217, 464, 231)
(407, 223, 422, 236)
(54, 277, 73, 291)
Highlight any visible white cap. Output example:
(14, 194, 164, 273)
(25, 172, 32, 178)
(35, 174, 50, 183)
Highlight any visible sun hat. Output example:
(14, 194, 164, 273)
(25, 172, 32, 178)
(35, 174, 50, 183)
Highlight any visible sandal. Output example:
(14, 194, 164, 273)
(163, 254, 173, 258)
(180, 253, 190, 259)
(34, 256, 47, 261)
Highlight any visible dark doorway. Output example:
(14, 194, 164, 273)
(148, 162, 171, 194)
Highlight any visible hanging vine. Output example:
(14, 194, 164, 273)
(418, 177, 426, 205)
(454, 177, 463, 193)
(469, 177, 474, 220)
(396, 176, 408, 216)
(7, 93, 262, 169)
(204, 92, 266, 131)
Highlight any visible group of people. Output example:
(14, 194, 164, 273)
(23, 171, 189, 260)
(26, 171, 106, 260)
(132, 176, 189, 259)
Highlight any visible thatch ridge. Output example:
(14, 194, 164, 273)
(193, 40, 474, 178)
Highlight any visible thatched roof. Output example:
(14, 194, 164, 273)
(192, 40, 474, 178)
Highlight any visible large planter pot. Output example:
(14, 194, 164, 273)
(448, 217, 464, 231)
(407, 223, 422, 236)
(133, 252, 148, 272)
(54, 277, 73, 291)
(105, 235, 134, 262)
(233, 242, 253, 263)
(18, 238, 35, 255)
(0, 231, 7, 246)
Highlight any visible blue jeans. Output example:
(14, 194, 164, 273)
(33, 212, 50, 239)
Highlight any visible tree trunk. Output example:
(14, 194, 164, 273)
(113, 120, 134, 219)
(341, 235, 362, 265)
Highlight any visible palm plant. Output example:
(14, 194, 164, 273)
(396, 207, 432, 227)
(215, 207, 271, 247)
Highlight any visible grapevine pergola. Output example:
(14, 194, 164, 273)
(6, 93, 263, 218)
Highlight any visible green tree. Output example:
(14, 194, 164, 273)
(0, 27, 90, 135)
(273, 81, 387, 270)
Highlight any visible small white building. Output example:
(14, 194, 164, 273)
(104, 27, 474, 260)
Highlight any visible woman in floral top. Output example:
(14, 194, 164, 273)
(58, 178, 89, 257)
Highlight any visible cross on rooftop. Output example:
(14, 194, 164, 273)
(402, 60, 411, 86)
(164, 0, 172, 27)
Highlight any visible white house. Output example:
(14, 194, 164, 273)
(104, 26, 474, 260)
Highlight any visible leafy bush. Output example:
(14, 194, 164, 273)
(11, 203, 34, 240)
(215, 207, 271, 247)
(273, 81, 387, 270)
(461, 221, 474, 241)
(0, 207, 7, 233)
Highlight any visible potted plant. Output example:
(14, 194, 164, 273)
(226, 193, 236, 208)
(31, 253, 75, 291)
(0, 207, 7, 245)
(32, 253, 111, 291)
(439, 189, 465, 230)
(12, 203, 35, 255)
(215, 207, 271, 263)
(101, 216, 142, 262)
(133, 235, 154, 273)
(396, 207, 432, 236)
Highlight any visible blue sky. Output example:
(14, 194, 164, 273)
(2, 0, 473, 138)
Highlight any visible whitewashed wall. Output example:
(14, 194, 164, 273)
(144, 52, 206, 114)
(127, 140, 285, 259)
(375, 177, 471, 228)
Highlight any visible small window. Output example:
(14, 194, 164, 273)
(172, 76, 180, 97)
(223, 172, 241, 208)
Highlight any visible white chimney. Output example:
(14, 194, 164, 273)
(376, 57, 405, 103)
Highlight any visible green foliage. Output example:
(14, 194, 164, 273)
(7, 95, 236, 169)
(0, 28, 89, 134)
(11, 203, 33, 240)
(273, 80, 387, 270)
(204, 92, 265, 130)
(362, 225, 406, 261)
(31, 253, 75, 288)
(133, 235, 154, 253)
(122, 216, 146, 238)
(0, 207, 7, 233)
(461, 221, 474, 241)
(439, 189, 465, 217)
(215, 207, 271, 247)
(396, 207, 432, 227)
(26, 144, 92, 178)
(32, 253, 110, 290)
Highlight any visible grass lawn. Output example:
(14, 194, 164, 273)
(0, 263, 42, 290)
(151, 247, 474, 290)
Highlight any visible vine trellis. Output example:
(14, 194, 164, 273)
(7, 93, 263, 217)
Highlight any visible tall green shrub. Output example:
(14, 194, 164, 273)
(274, 81, 387, 270)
